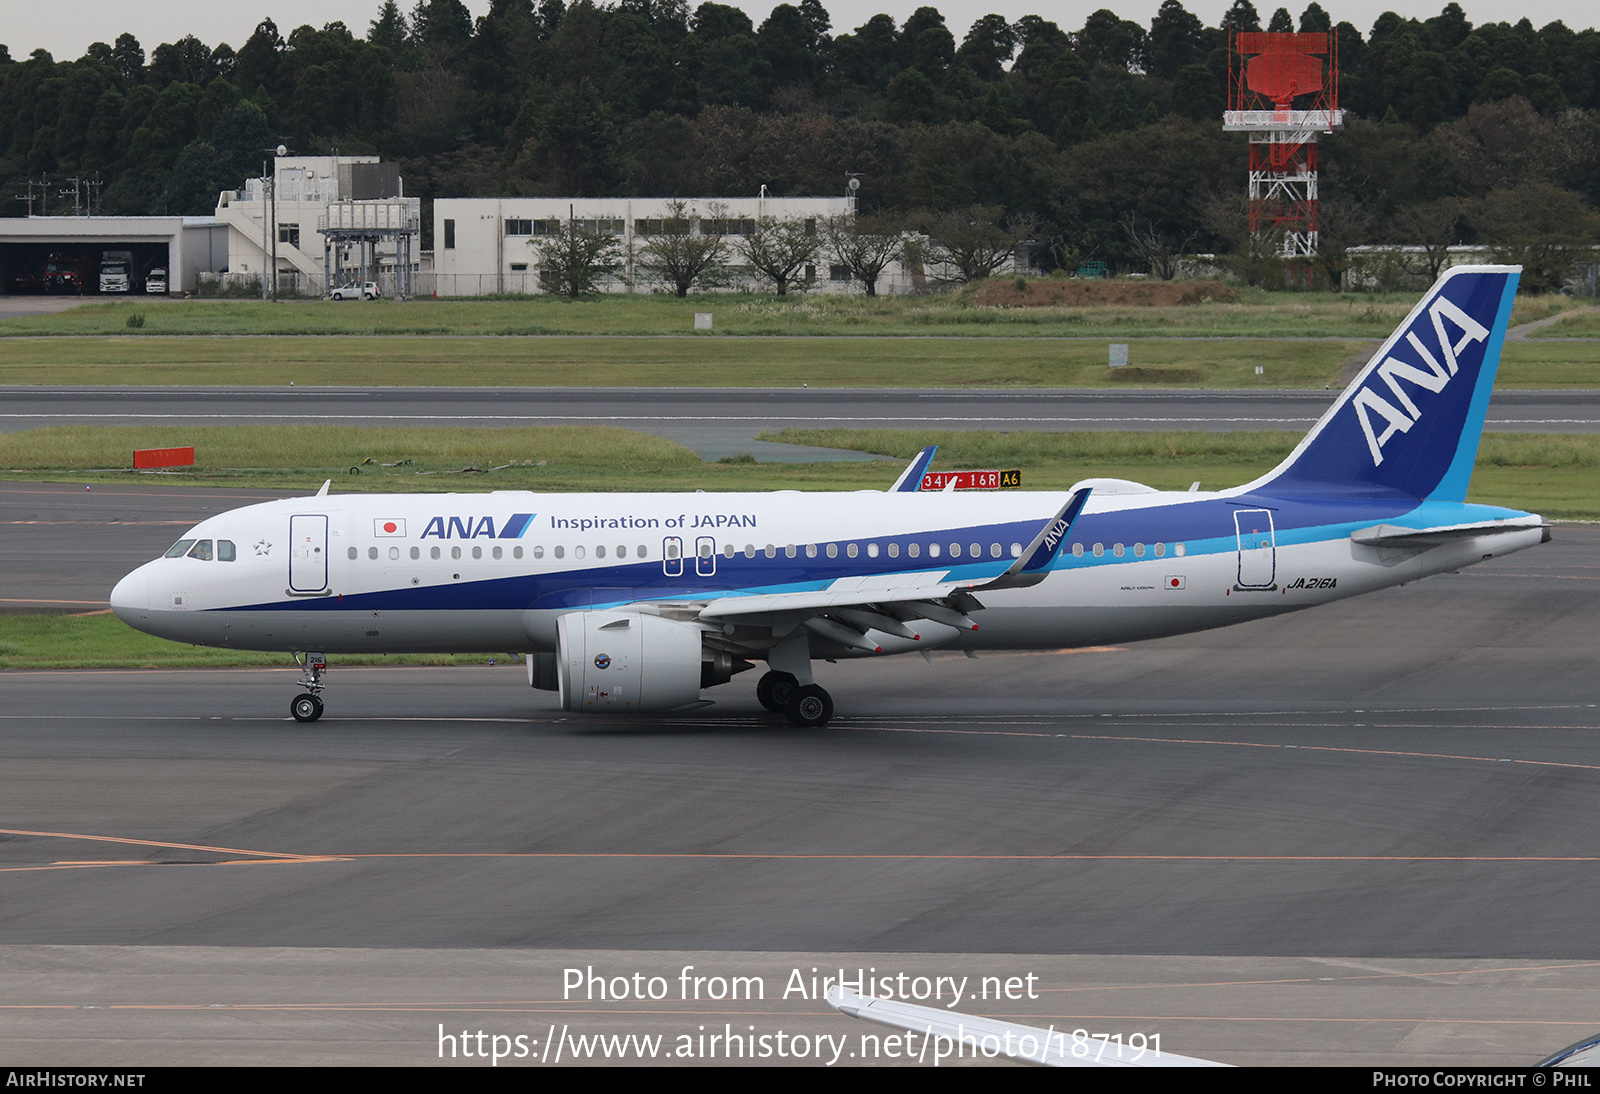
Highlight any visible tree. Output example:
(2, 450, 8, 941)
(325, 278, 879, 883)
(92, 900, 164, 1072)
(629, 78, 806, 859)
(738, 215, 820, 295)
(529, 217, 623, 298)
(637, 201, 730, 296)
(1392, 196, 1464, 281)
(823, 215, 902, 296)
(1120, 214, 1198, 280)
(919, 205, 1037, 283)
(1473, 183, 1600, 294)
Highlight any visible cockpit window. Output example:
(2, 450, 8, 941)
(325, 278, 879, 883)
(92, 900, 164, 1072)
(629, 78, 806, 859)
(164, 539, 197, 558)
(187, 539, 214, 561)
(218, 540, 236, 562)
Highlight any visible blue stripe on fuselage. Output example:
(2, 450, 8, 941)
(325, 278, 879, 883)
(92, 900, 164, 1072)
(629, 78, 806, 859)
(215, 492, 1535, 614)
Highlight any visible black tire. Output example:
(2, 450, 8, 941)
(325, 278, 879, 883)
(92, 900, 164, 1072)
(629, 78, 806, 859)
(291, 694, 323, 722)
(756, 670, 799, 712)
(784, 684, 834, 728)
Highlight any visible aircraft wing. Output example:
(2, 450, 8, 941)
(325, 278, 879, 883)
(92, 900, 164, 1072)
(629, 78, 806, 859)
(1351, 515, 1549, 548)
(825, 987, 1229, 1068)
(697, 490, 1090, 642)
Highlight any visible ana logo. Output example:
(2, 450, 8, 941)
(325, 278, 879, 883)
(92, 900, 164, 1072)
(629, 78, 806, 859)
(594, 653, 611, 670)
(1352, 295, 1490, 466)
(419, 513, 535, 540)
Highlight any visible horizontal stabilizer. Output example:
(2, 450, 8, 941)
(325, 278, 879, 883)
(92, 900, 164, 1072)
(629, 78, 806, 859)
(1351, 516, 1548, 548)
(825, 987, 1228, 1068)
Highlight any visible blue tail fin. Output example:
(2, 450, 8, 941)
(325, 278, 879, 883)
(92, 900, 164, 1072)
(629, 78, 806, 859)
(1252, 265, 1520, 501)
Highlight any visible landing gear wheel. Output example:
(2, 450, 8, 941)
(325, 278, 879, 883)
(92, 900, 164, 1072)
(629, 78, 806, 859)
(784, 684, 834, 728)
(756, 670, 799, 712)
(291, 694, 324, 722)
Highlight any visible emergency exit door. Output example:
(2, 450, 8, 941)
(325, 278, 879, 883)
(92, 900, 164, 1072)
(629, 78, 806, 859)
(1234, 509, 1276, 589)
(289, 514, 329, 592)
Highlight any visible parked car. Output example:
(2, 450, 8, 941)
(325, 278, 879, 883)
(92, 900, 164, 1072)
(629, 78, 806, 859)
(329, 282, 381, 300)
(145, 267, 168, 294)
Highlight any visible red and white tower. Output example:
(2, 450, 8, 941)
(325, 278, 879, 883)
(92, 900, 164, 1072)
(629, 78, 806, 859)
(1225, 32, 1342, 258)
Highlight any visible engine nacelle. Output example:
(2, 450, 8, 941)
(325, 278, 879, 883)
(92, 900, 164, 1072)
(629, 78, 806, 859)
(555, 610, 706, 713)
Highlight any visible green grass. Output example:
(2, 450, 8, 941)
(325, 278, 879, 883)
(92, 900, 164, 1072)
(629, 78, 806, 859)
(8, 288, 1579, 340)
(0, 611, 516, 669)
(762, 428, 1600, 521)
(0, 333, 1364, 389)
(1528, 308, 1600, 337)
(6, 423, 1597, 517)
(0, 291, 1427, 339)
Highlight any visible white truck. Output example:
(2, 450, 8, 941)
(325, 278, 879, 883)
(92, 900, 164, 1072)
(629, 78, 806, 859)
(99, 250, 132, 293)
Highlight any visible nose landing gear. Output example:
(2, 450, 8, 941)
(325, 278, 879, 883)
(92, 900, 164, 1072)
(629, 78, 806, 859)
(291, 652, 327, 722)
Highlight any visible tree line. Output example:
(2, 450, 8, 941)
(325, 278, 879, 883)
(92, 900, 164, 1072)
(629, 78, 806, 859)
(1, 1, 1597, 289)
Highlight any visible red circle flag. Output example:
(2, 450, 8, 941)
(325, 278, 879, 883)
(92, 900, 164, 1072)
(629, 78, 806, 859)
(384, 522, 397, 533)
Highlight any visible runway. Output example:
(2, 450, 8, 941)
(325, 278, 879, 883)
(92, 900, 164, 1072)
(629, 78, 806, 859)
(4, 386, 1600, 463)
(2, 526, 1597, 1064)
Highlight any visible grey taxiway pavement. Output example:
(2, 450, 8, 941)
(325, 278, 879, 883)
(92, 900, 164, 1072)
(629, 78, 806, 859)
(1, 515, 1597, 1064)
(5, 385, 1600, 463)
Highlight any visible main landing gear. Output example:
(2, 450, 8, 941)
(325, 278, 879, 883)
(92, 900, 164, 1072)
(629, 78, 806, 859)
(291, 652, 327, 722)
(756, 670, 835, 728)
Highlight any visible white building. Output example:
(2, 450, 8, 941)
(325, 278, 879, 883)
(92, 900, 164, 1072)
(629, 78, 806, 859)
(430, 195, 923, 296)
(214, 155, 421, 297)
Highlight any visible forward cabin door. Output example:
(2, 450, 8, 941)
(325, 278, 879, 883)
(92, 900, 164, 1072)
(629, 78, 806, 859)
(289, 514, 329, 593)
(1234, 509, 1276, 589)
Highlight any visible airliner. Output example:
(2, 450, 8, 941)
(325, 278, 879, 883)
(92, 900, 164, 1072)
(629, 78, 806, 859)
(110, 266, 1546, 727)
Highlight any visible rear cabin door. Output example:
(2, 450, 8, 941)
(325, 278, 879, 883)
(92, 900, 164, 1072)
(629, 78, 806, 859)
(1233, 509, 1277, 589)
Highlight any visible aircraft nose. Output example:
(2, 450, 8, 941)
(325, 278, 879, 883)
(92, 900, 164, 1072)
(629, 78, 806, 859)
(109, 568, 149, 623)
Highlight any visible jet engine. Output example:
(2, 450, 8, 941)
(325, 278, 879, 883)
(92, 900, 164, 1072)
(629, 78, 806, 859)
(553, 610, 708, 713)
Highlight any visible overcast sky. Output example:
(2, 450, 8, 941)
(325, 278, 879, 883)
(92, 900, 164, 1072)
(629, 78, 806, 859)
(8, 1, 1596, 61)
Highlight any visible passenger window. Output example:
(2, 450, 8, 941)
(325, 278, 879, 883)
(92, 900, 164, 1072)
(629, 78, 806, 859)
(949, 543, 961, 558)
(451, 546, 461, 560)
(1134, 543, 1145, 558)
(616, 545, 627, 558)
(723, 543, 735, 558)
(744, 544, 755, 558)
(187, 540, 213, 561)
(596, 545, 606, 559)
(348, 547, 358, 560)
(368, 546, 379, 560)
(785, 545, 797, 558)
(971, 543, 982, 557)
(846, 543, 858, 558)
(1154, 543, 1166, 557)
(826, 543, 838, 558)
(389, 546, 399, 560)
(1093, 543, 1104, 557)
(990, 543, 1001, 558)
(867, 543, 879, 558)
(492, 546, 502, 560)
(1010, 543, 1021, 557)
(410, 546, 420, 559)
(218, 540, 236, 561)
(431, 546, 441, 560)
(1073, 543, 1084, 557)
(806, 544, 818, 558)
(515, 546, 524, 559)
(1174, 543, 1186, 557)
(472, 546, 483, 560)
(554, 546, 564, 559)
(164, 539, 196, 558)
(1113, 543, 1125, 557)
(575, 546, 586, 559)
(908, 543, 920, 558)
(764, 545, 776, 558)
(928, 543, 940, 558)
(887, 543, 898, 558)
(636, 545, 647, 558)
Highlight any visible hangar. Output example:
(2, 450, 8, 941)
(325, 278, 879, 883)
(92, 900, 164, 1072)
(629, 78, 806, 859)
(0, 215, 227, 296)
